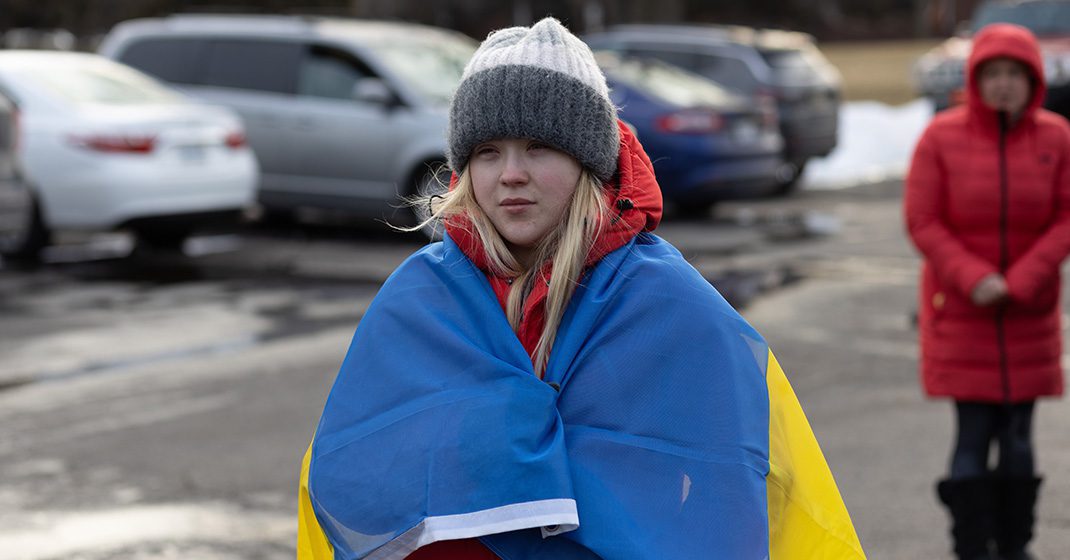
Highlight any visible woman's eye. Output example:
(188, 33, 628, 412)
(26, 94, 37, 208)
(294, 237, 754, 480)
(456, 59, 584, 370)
(475, 146, 497, 156)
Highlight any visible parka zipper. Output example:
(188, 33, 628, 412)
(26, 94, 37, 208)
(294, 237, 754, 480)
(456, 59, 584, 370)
(996, 112, 1011, 403)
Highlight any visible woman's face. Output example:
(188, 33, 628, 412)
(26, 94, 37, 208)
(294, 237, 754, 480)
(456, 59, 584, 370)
(977, 57, 1032, 117)
(469, 138, 582, 266)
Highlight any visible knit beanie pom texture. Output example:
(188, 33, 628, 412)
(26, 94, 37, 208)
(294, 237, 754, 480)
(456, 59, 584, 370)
(447, 17, 619, 181)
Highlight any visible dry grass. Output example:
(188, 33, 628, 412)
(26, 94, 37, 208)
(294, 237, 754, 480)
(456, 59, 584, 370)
(818, 39, 945, 105)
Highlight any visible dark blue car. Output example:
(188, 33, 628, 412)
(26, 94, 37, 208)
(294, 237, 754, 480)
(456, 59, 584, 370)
(595, 51, 785, 214)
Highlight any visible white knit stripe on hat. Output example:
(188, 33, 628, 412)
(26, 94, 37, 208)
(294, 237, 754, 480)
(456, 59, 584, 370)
(461, 18, 610, 102)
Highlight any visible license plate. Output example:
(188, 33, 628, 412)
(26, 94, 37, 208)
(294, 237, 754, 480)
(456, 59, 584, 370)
(733, 120, 760, 143)
(177, 145, 206, 162)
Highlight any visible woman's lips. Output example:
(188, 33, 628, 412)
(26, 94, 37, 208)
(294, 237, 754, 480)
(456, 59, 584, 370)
(500, 198, 534, 214)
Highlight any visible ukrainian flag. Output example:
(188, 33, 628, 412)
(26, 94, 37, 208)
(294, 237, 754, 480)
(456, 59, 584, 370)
(298, 234, 865, 559)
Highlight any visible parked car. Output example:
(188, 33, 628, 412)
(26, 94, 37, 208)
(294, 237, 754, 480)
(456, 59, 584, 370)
(0, 90, 33, 260)
(596, 51, 783, 213)
(913, 0, 1070, 118)
(0, 51, 258, 256)
(585, 24, 842, 193)
(99, 14, 477, 225)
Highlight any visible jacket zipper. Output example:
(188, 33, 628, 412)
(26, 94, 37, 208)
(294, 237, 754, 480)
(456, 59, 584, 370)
(996, 113, 1011, 403)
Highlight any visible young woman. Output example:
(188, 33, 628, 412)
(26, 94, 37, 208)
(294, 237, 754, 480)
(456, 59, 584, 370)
(298, 17, 865, 560)
(905, 23, 1070, 560)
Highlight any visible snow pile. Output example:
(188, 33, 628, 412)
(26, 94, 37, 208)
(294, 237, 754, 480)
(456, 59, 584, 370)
(803, 98, 934, 190)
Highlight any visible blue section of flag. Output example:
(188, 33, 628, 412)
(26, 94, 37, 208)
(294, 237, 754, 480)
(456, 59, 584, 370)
(310, 232, 771, 559)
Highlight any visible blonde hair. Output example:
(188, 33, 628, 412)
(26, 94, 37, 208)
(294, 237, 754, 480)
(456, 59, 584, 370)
(408, 166, 610, 376)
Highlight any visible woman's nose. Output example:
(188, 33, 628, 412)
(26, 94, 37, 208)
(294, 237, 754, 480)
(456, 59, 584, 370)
(499, 153, 529, 185)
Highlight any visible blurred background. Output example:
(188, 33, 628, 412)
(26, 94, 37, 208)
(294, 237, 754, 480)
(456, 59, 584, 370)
(0, 1, 1068, 559)
(0, 0, 987, 43)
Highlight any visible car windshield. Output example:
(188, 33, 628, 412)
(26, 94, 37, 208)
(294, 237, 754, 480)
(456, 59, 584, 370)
(365, 36, 476, 105)
(597, 53, 738, 108)
(759, 48, 823, 82)
(9, 57, 184, 105)
(971, 0, 1070, 36)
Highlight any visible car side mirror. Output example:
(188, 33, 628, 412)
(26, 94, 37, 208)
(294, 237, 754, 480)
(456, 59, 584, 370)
(352, 78, 395, 106)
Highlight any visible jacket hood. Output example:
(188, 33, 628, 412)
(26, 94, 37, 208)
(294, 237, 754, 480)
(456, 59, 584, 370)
(446, 119, 664, 272)
(967, 23, 1047, 124)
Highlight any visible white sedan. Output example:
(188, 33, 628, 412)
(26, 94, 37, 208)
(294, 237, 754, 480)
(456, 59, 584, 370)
(0, 51, 258, 256)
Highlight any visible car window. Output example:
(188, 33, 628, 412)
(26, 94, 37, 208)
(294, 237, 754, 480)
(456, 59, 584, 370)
(363, 37, 475, 105)
(117, 38, 205, 84)
(7, 57, 184, 105)
(598, 53, 739, 108)
(298, 45, 373, 100)
(624, 47, 759, 93)
(200, 40, 301, 94)
(693, 53, 759, 93)
(759, 48, 820, 83)
(971, 0, 1070, 36)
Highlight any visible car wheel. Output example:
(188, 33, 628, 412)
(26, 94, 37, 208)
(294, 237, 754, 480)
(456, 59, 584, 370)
(774, 160, 808, 196)
(0, 194, 50, 262)
(257, 206, 298, 229)
(135, 224, 191, 252)
(674, 201, 715, 220)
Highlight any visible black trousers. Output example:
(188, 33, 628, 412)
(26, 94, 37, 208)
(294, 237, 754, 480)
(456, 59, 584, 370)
(950, 401, 1035, 479)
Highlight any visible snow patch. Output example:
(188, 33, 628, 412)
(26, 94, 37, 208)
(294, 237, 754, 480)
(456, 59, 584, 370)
(803, 98, 934, 190)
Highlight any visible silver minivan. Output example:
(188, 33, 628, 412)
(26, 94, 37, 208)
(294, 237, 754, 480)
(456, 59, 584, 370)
(99, 15, 476, 224)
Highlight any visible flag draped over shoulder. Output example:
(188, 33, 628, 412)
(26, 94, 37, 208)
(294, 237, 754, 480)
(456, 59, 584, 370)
(298, 233, 865, 560)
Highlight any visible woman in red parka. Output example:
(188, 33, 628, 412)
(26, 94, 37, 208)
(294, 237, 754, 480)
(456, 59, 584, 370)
(906, 23, 1070, 560)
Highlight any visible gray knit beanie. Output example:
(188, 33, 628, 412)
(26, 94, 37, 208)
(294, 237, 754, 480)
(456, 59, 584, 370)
(447, 17, 620, 181)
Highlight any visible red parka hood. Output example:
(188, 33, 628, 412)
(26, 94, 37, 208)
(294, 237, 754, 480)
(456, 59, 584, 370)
(967, 23, 1047, 126)
(447, 120, 664, 272)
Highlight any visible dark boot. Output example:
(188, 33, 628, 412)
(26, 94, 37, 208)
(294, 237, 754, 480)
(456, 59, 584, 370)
(937, 477, 997, 560)
(995, 476, 1042, 560)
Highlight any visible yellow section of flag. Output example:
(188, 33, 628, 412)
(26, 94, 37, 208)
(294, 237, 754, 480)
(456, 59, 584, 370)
(767, 351, 866, 559)
(298, 442, 333, 560)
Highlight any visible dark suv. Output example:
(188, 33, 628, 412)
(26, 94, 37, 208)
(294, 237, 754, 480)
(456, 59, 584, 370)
(914, 0, 1070, 117)
(0, 90, 33, 260)
(585, 24, 842, 192)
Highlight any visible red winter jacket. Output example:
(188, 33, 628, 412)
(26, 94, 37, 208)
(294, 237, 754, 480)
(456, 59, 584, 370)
(905, 23, 1070, 402)
(407, 121, 663, 559)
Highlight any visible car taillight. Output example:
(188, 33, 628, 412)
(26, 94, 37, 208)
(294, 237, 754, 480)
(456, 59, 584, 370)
(656, 111, 724, 134)
(224, 130, 247, 149)
(69, 133, 156, 154)
(756, 87, 780, 102)
(760, 106, 778, 129)
(755, 99, 778, 130)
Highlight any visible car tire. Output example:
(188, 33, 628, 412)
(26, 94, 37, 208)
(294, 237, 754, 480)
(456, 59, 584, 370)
(0, 194, 50, 262)
(135, 224, 191, 252)
(774, 160, 808, 196)
(257, 206, 298, 228)
(674, 201, 715, 220)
